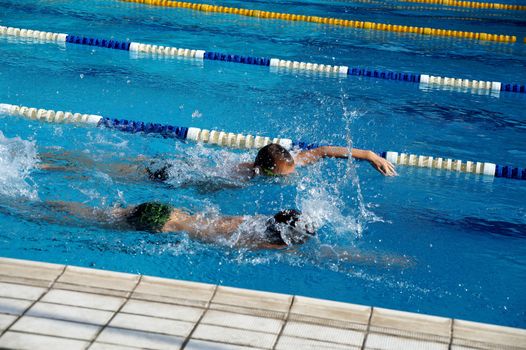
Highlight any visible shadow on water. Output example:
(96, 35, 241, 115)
(404, 207, 526, 240)
(393, 101, 526, 130)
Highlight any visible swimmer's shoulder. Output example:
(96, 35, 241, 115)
(234, 162, 256, 179)
(161, 208, 193, 233)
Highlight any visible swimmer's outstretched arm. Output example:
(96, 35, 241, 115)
(294, 146, 397, 176)
(45, 201, 135, 229)
(37, 149, 96, 172)
(37, 149, 146, 180)
(45, 201, 111, 222)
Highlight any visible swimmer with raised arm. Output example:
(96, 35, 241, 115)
(144, 144, 396, 180)
(38, 144, 396, 184)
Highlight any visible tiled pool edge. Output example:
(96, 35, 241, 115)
(0, 257, 524, 350)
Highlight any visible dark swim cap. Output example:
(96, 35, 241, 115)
(126, 202, 173, 232)
(265, 209, 316, 246)
(254, 144, 293, 175)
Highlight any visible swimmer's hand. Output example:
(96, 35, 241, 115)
(366, 151, 397, 176)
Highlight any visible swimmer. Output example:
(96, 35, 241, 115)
(237, 143, 397, 177)
(37, 143, 396, 186)
(45, 201, 412, 267)
(47, 201, 316, 249)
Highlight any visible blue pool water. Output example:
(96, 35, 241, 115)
(1, 0, 525, 328)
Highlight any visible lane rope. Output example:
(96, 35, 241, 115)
(1, 103, 523, 180)
(397, 0, 526, 11)
(1, 25, 524, 96)
(118, 0, 519, 44)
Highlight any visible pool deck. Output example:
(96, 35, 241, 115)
(0, 257, 524, 350)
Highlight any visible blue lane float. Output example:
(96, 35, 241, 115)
(0, 103, 524, 180)
(1, 25, 525, 97)
(98, 118, 189, 139)
(65, 35, 131, 50)
(204, 52, 271, 66)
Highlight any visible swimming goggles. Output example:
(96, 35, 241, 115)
(261, 167, 279, 176)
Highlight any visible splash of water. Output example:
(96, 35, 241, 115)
(294, 92, 382, 240)
(339, 98, 383, 228)
(0, 131, 39, 199)
(296, 166, 363, 237)
(162, 143, 252, 193)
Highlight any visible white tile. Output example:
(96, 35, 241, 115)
(275, 335, 357, 350)
(282, 321, 364, 346)
(11, 315, 101, 340)
(0, 297, 33, 315)
(90, 343, 142, 350)
(97, 326, 184, 350)
(53, 282, 130, 298)
(365, 333, 448, 350)
(58, 266, 139, 292)
(110, 313, 194, 337)
(185, 339, 256, 350)
(212, 286, 291, 314)
(42, 289, 125, 311)
(0, 282, 46, 300)
(201, 309, 282, 334)
(0, 331, 88, 350)
(370, 307, 451, 338)
(291, 296, 371, 326)
(0, 313, 17, 331)
(192, 323, 277, 348)
(133, 276, 215, 307)
(453, 319, 526, 349)
(121, 299, 204, 322)
(0, 258, 64, 283)
(27, 302, 113, 325)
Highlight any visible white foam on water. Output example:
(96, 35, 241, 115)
(162, 143, 253, 192)
(296, 169, 362, 236)
(341, 102, 383, 225)
(87, 131, 129, 149)
(293, 105, 382, 239)
(0, 131, 39, 199)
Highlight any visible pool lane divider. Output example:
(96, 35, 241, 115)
(397, 0, 526, 11)
(119, 0, 519, 44)
(1, 103, 524, 180)
(1, 26, 525, 95)
(0, 103, 294, 150)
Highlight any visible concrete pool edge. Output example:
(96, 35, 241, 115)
(0, 257, 524, 349)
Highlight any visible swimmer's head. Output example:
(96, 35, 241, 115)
(254, 144, 295, 176)
(265, 209, 316, 246)
(126, 202, 173, 232)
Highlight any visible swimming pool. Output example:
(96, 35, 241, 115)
(0, 0, 525, 329)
